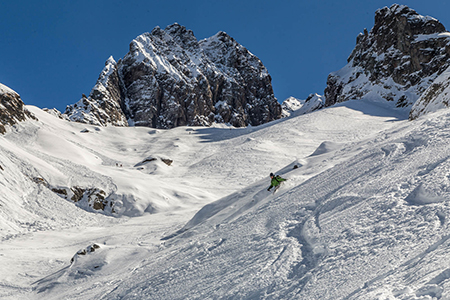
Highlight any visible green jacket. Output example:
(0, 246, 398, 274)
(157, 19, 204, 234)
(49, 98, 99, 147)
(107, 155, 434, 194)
(268, 175, 286, 190)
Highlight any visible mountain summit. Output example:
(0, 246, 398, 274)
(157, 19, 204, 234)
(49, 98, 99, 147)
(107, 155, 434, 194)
(65, 24, 282, 129)
(324, 4, 450, 117)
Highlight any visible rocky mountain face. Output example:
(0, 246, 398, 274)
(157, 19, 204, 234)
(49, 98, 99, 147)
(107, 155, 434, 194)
(65, 57, 128, 127)
(0, 83, 36, 134)
(65, 24, 281, 128)
(324, 4, 450, 118)
(410, 65, 450, 119)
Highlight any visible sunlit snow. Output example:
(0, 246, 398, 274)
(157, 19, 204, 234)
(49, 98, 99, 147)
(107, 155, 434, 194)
(2, 99, 450, 299)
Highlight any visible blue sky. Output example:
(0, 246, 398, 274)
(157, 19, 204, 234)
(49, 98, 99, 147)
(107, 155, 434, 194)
(2, 1, 450, 112)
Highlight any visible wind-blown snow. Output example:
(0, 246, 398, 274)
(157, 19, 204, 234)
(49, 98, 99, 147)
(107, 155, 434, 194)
(2, 98, 450, 299)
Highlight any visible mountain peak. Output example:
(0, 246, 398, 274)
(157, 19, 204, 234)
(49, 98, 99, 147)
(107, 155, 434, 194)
(372, 4, 445, 44)
(165, 23, 195, 37)
(325, 4, 450, 112)
(376, 4, 441, 26)
(376, 4, 419, 18)
(65, 24, 281, 129)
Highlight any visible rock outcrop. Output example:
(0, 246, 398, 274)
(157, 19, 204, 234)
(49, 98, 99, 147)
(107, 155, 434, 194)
(65, 57, 128, 126)
(0, 83, 36, 134)
(281, 97, 303, 117)
(281, 94, 325, 117)
(324, 4, 450, 115)
(297, 93, 325, 115)
(65, 24, 282, 129)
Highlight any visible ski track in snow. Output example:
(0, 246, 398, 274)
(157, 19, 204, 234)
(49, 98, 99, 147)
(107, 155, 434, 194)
(3, 101, 450, 299)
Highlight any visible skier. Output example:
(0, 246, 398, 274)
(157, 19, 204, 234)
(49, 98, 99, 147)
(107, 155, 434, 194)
(267, 173, 286, 192)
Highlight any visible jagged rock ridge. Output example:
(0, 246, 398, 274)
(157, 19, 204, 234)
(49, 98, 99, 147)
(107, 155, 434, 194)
(324, 4, 450, 117)
(65, 57, 127, 127)
(0, 83, 36, 134)
(65, 24, 281, 128)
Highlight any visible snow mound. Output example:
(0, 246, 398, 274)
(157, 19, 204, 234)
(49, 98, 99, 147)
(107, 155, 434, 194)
(310, 141, 342, 156)
(405, 183, 447, 205)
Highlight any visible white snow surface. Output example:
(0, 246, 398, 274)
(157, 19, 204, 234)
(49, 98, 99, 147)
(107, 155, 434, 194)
(0, 83, 18, 96)
(2, 100, 450, 299)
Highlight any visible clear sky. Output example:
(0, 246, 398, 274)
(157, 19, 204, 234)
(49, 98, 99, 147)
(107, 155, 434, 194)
(2, 0, 450, 112)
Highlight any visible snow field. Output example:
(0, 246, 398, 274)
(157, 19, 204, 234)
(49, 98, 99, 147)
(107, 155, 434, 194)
(3, 99, 445, 299)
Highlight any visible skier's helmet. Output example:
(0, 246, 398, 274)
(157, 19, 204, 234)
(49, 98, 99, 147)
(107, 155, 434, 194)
(270, 173, 274, 177)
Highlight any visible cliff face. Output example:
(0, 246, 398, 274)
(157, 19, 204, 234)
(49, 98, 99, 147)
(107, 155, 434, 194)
(0, 83, 36, 134)
(65, 24, 281, 129)
(324, 4, 450, 115)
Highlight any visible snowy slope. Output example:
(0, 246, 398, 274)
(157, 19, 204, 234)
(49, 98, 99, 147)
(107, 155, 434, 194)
(94, 104, 450, 300)
(0, 99, 398, 298)
(3, 97, 450, 299)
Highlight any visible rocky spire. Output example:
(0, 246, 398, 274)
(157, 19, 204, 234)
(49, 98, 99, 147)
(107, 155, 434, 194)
(324, 4, 450, 110)
(65, 57, 128, 126)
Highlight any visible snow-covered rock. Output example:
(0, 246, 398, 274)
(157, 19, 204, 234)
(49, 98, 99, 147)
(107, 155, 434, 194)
(65, 24, 281, 129)
(0, 83, 36, 134)
(410, 65, 450, 119)
(324, 4, 450, 116)
(281, 94, 325, 117)
(281, 96, 304, 117)
(65, 57, 128, 126)
(298, 93, 325, 115)
(42, 107, 67, 120)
